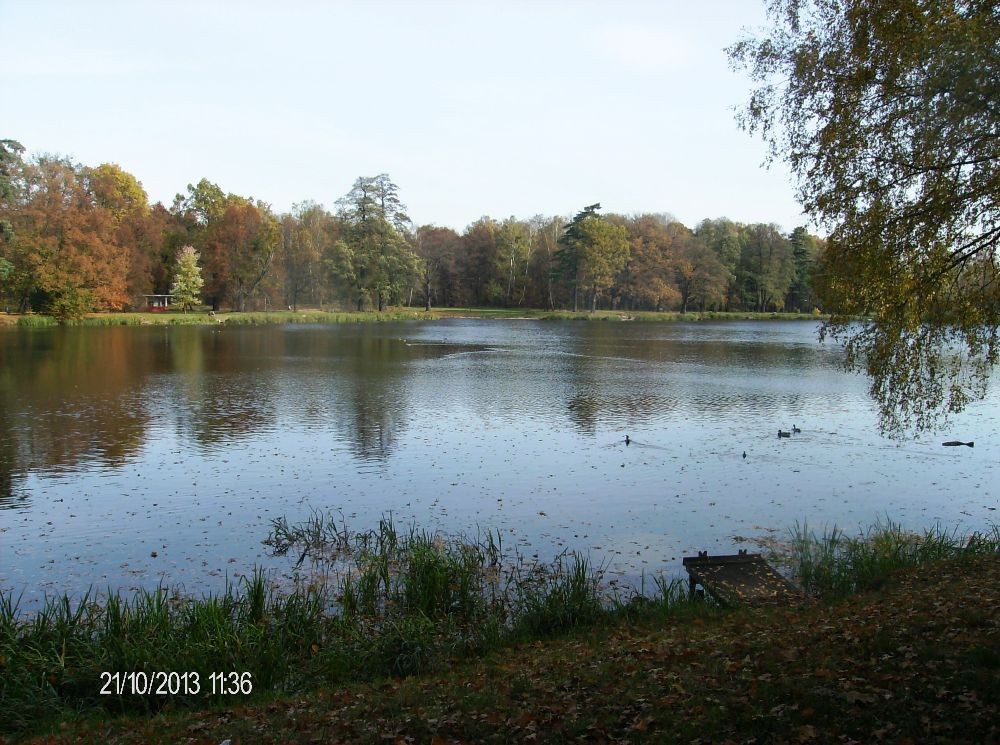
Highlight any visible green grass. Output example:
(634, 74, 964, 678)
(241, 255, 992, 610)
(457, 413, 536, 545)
(6, 516, 993, 738)
(0, 515, 691, 736)
(13, 314, 58, 328)
(9, 310, 441, 327)
(4, 307, 825, 329)
(435, 307, 823, 322)
(785, 518, 1000, 598)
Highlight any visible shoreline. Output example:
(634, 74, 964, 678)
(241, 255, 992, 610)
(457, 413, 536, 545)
(0, 308, 825, 328)
(3, 519, 997, 740)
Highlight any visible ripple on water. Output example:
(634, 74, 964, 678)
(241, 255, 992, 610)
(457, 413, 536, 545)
(0, 319, 997, 606)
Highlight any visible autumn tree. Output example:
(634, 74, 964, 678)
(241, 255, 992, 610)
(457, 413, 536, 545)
(618, 214, 679, 311)
(526, 215, 564, 309)
(171, 181, 280, 312)
(414, 225, 461, 310)
(496, 218, 533, 306)
(87, 162, 166, 306)
(730, 0, 1000, 433)
(575, 212, 630, 312)
(215, 201, 280, 312)
(170, 245, 204, 312)
(673, 229, 728, 313)
(282, 202, 334, 310)
(172, 179, 238, 310)
(3, 156, 131, 317)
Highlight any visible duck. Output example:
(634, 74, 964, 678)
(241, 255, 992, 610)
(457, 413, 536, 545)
(777, 430, 791, 438)
(625, 435, 631, 445)
(792, 425, 801, 434)
(742, 451, 747, 459)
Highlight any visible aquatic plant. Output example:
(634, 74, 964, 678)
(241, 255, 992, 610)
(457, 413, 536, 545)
(787, 518, 1000, 598)
(0, 515, 691, 735)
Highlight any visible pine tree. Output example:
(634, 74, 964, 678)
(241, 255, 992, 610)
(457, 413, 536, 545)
(171, 245, 204, 312)
(554, 203, 601, 312)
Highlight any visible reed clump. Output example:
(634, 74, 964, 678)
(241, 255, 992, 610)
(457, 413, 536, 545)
(785, 518, 1000, 598)
(0, 514, 691, 735)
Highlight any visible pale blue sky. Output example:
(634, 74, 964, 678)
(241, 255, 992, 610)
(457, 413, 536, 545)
(3, 1, 807, 232)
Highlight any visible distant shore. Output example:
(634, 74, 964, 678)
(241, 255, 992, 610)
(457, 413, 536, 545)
(0, 307, 825, 327)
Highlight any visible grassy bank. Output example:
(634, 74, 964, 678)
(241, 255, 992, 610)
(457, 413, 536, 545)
(5, 518, 996, 742)
(1, 307, 824, 328)
(0, 516, 695, 737)
(5, 309, 439, 328)
(435, 307, 823, 322)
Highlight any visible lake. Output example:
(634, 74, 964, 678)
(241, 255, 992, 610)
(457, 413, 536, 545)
(1, 319, 997, 605)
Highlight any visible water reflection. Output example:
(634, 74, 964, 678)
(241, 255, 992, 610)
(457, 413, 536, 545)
(0, 328, 162, 504)
(0, 321, 928, 485)
(1, 320, 997, 603)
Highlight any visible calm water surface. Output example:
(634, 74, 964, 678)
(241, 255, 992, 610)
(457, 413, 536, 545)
(1, 320, 997, 604)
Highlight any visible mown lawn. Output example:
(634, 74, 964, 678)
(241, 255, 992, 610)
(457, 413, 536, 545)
(17, 553, 999, 744)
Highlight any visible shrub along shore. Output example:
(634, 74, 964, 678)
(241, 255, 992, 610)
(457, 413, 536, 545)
(1, 518, 998, 741)
(0, 307, 824, 328)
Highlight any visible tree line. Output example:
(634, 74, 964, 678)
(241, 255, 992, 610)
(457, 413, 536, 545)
(0, 142, 824, 318)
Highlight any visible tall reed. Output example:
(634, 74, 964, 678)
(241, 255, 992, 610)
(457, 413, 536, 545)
(787, 518, 1000, 597)
(0, 514, 690, 735)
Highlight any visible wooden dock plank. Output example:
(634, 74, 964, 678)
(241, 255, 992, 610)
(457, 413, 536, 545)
(683, 550, 802, 607)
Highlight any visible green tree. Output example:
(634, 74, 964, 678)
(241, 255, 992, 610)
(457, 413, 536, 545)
(737, 223, 794, 312)
(170, 245, 204, 312)
(336, 175, 418, 311)
(554, 203, 601, 312)
(460, 217, 502, 306)
(695, 218, 740, 310)
(785, 227, 821, 312)
(730, 0, 1000, 433)
(0, 140, 24, 306)
(0, 139, 25, 244)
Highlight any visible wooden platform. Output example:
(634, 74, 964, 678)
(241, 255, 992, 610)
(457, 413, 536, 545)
(682, 550, 802, 607)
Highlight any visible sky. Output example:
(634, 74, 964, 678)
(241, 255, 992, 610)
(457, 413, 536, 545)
(2, 0, 808, 233)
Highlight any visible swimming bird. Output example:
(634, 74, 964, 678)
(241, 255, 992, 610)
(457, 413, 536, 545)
(792, 425, 801, 434)
(742, 451, 747, 459)
(625, 435, 631, 445)
(942, 441, 974, 447)
(778, 430, 791, 438)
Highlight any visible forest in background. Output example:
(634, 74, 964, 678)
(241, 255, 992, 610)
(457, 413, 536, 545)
(0, 143, 824, 318)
